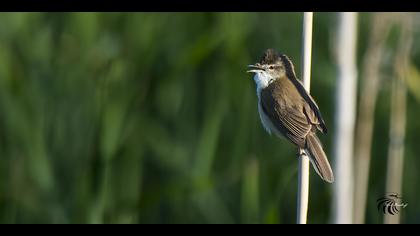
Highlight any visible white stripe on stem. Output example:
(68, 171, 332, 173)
(332, 12, 358, 224)
(297, 12, 313, 225)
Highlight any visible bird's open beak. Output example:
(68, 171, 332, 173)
(247, 64, 263, 73)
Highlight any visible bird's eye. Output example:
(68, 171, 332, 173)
(269, 66, 274, 70)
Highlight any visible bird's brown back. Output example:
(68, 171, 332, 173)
(260, 76, 323, 148)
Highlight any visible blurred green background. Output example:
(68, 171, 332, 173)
(0, 12, 419, 224)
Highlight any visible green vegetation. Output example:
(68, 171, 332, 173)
(0, 12, 419, 223)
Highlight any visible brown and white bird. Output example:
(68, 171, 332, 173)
(247, 49, 334, 183)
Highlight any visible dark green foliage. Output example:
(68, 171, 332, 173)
(0, 12, 419, 224)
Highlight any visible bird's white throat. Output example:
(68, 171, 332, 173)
(253, 71, 272, 99)
(252, 71, 279, 136)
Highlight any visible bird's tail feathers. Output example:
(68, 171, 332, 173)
(304, 133, 334, 183)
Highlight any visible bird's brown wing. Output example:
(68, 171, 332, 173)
(280, 54, 327, 134)
(290, 78, 328, 134)
(260, 83, 312, 148)
(303, 99, 325, 133)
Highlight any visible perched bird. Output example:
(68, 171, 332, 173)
(247, 49, 334, 183)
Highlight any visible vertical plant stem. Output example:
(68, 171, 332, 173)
(297, 12, 313, 224)
(384, 14, 413, 224)
(332, 12, 358, 224)
(353, 13, 391, 224)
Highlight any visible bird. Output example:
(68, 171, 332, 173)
(247, 48, 334, 183)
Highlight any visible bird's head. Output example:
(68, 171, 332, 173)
(247, 49, 295, 89)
